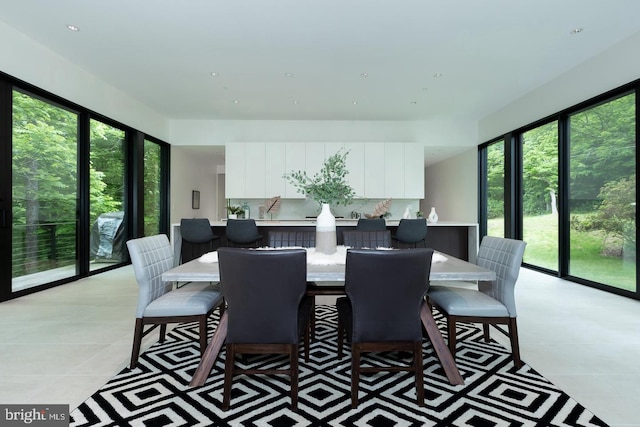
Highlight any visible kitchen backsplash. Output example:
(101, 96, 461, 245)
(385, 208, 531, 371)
(228, 198, 421, 220)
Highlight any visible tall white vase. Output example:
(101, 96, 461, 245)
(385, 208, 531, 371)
(428, 207, 439, 224)
(316, 203, 337, 254)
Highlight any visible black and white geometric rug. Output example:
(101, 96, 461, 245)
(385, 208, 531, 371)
(71, 306, 608, 427)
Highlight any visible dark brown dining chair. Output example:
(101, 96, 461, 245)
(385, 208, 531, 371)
(224, 219, 263, 247)
(180, 218, 220, 263)
(392, 218, 428, 248)
(428, 236, 527, 368)
(342, 230, 391, 248)
(336, 248, 434, 408)
(126, 234, 224, 369)
(355, 217, 386, 231)
(217, 247, 312, 411)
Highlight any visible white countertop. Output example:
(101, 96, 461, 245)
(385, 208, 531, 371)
(188, 220, 478, 227)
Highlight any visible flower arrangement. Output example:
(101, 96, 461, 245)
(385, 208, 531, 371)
(284, 149, 356, 207)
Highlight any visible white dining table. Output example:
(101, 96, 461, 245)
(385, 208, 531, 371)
(161, 249, 496, 387)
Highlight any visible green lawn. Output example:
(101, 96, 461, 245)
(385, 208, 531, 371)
(488, 214, 636, 292)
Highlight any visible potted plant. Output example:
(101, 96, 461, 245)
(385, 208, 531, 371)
(284, 149, 356, 254)
(284, 149, 356, 208)
(227, 205, 243, 219)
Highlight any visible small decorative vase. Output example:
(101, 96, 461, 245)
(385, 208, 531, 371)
(402, 205, 412, 219)
(315, 203, 337, 254)
(228, 214, 237, 220)
(428, 207, 439, 224)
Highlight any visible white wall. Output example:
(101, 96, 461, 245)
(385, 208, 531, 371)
(0, 21, 169, 139)
(170, 147, 223, 224)
(423, 148, 477, 223)
(168, 119, 477, 148)
(480, 31, 640, 141)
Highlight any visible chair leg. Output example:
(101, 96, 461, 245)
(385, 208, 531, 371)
(482, 324, 491, 342)
(303, 321, 310, 363)
(159, 324, 167, 343)
(222, 344, 235, 410)
(447, 317, 457, 359)
(198, 315, 208, 356)
(290, 344, 299, 410)
(337, 319, 344, 358)
(310, 297, 316, 341)
(508, 318, 523, 368)
(130, 318, 144, 369)
(413, 342, 424, 406)
(351, 344, 360, 409)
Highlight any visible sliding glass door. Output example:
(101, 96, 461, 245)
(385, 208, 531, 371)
(12, 90, 79, 291)
(568, 93, 636, 292)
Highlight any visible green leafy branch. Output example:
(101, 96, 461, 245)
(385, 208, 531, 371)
(284, 149, 356, 207)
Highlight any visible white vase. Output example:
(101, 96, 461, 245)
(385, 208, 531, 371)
(315, 203, 337, 254)
(428, 207, 439, 224)
(403, 205, 412, 219)
(228, 214, 237, 220)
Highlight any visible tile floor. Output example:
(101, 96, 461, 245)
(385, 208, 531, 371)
(0, 266, 638, 426)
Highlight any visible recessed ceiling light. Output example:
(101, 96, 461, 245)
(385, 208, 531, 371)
(210, 72, 220, 77)
(570, 27, 584, 35)
(232, 100, 240, 104)
(66, 24, 79, 32)
(293, 100, 299, 104)
(284, 73, 294, 77)
(352, 101, 358, 105)
(433, 73, 443, 78)
(360, 73, 368, 78)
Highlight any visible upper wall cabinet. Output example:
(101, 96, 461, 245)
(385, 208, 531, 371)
(225, 142, 424, 199)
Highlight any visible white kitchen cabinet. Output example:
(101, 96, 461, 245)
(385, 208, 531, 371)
(265, 143, 286, 198)
(244, 143, 266, 198)
(225, 143, 245, 198)
(384, 143, 405, 197)
(284, 143, 306, 198)
(225, 141, 424, 200)
(362, 143, 385, 198)
(304, 143, 325, 176)
(344, 143, 365, 197)
(404, 143, 425, 198)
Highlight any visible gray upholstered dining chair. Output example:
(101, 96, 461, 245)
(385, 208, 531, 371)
(224, 219, 263, 247)
(392, 218, 428, 248)
(427, 236, 527, 368)
(342, 230, 391, 248)
(336, 248, 434, 408)
(217, 247, 312, 411)
(126, 234, 224, 369)
(180, 218, 220, 263)
(355, 217, 386, 231)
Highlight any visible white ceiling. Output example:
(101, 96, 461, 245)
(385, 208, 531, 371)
(1, 1, 639, 126)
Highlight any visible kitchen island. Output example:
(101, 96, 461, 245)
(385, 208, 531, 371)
(170, 219, 479, 265)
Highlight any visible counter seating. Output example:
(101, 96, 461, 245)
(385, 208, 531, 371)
(355, 218, 386, 231)
(342, 230, 391, 249)
(268, 230, 315, 248)
(392, 218, 428, 248)
(180, 218, 220, 263)
(224, 219, 263, 248)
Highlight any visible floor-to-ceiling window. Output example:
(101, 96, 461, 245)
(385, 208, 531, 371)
(521, 121, 559, 272)
(479, 84, 637, 298)
(143, 138, 162, 236)
(0, 74, 170, 301)
(568, 93, 636, 292)
(89, 119, 126, 271)
(11, 90, 79, 292)
(485, 140, 505, 238)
